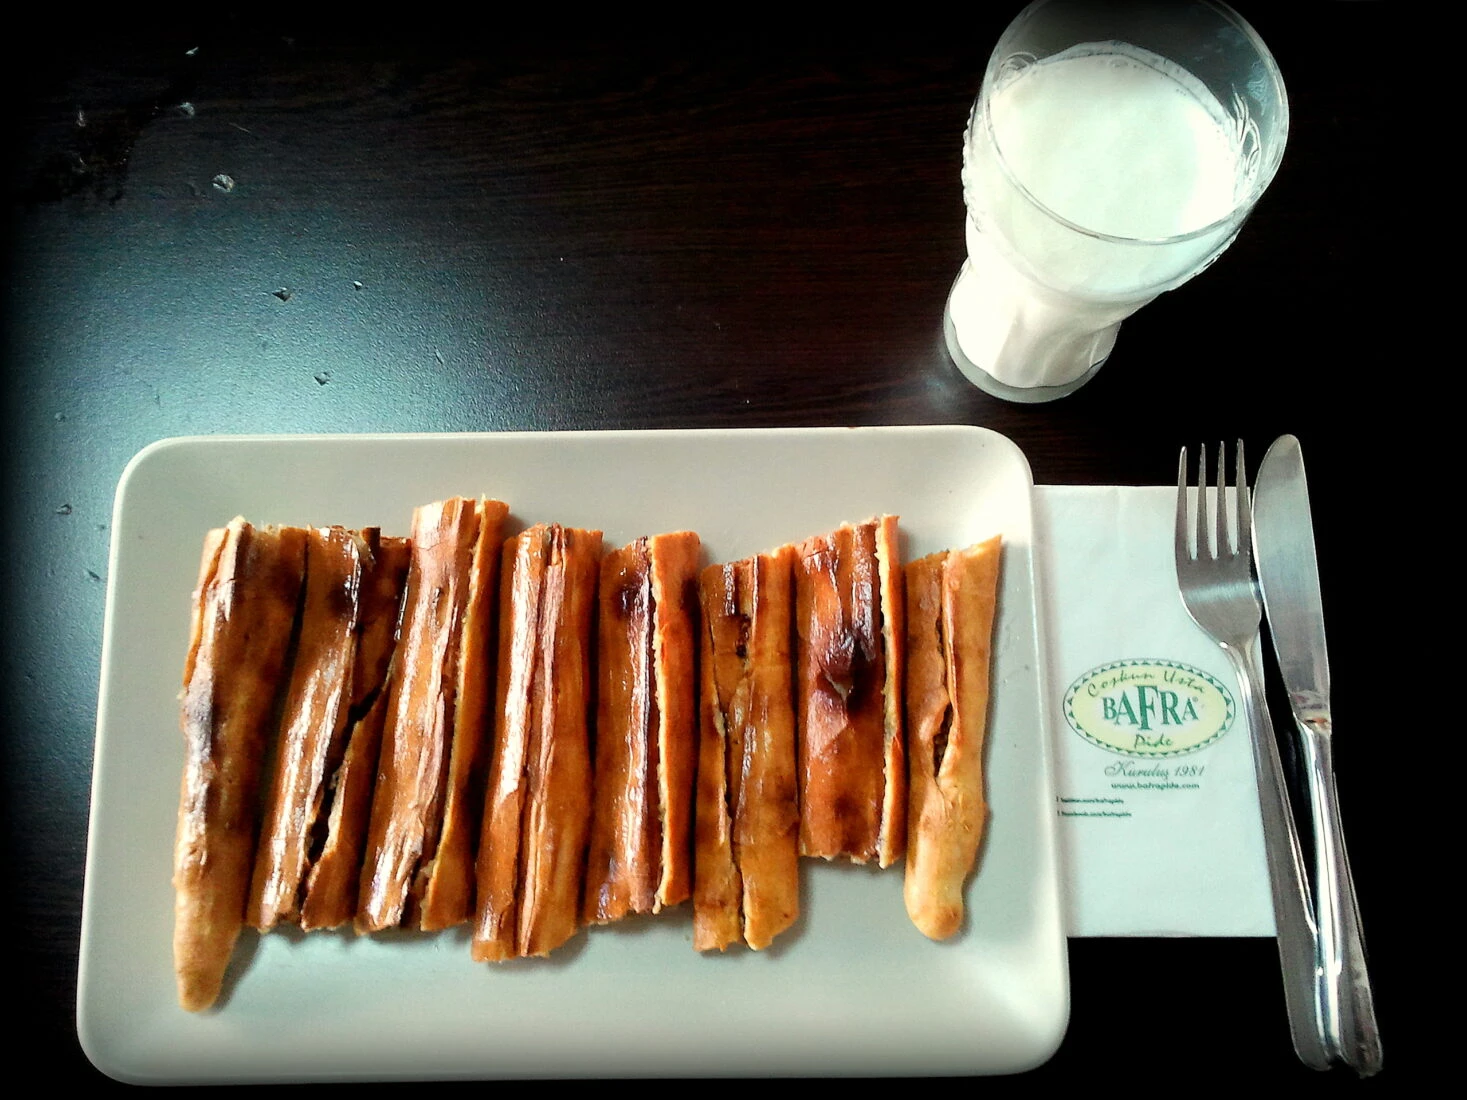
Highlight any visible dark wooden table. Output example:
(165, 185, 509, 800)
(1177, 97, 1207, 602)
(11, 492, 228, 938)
(4, 4, 1405, 1088)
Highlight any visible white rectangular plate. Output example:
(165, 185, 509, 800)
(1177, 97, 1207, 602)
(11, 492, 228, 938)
(79, 425, 1068, 1082)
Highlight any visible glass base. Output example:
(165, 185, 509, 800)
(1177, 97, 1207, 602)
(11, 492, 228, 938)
(942, 300, 1108, 404)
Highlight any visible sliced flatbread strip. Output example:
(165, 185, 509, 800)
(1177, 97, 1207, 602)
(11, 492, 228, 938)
(246, 526, 367, 930)
(356, 498, 508, 933)
(795, 515, 905, 866)
(584, 531, 701, 924)
(174, 518, 306, 1011)
(418, 500, 508, 930)
(473, 524, 601, 961)
(903, 535, 1002, 940)
(693, 546, 799, 951)
(299, 532, 410, 931)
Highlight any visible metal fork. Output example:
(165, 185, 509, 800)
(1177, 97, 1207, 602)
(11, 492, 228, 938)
(1175, 442, 1331, 1072)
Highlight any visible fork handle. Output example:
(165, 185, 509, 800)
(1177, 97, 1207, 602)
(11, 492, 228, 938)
(1297, 720, 1384, 1076)
(1230, 640, 1332, 1071)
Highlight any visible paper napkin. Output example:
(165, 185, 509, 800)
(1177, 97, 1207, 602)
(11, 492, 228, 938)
(1034, 485, 1273, 937)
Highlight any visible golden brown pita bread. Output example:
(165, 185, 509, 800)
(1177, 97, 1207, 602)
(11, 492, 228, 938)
(694, 546, 800, 951)
(299, 532, 411, 931)
(794, 516, 905, 867)
(472, 524, 601, 961)
(584, 531, 701, 924)
(174, 519, 306, 1011)
(356, 498, 507, 933)
(903, 536, 1002, 940)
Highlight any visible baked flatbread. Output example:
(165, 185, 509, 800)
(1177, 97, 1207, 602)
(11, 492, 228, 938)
(299, 532, 410, 931)
(693, 546, 800, 951)
(794, 516, 905, 866)
(356, 498, 507, 933)
(903, 536, 1002, 940)
(248, 526, 366, 931)
(472, 524, 601, 961)
(584, 531, 701, 924)
(174, 519, 306, 1011)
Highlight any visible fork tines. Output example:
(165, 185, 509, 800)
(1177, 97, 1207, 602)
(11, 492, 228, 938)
(1176, 440, 1249, 562)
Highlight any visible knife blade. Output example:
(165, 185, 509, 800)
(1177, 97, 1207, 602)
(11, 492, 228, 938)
(1252, 434, 1383, 1077)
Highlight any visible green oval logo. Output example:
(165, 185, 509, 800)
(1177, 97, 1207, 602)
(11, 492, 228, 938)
(1064, 658, 1233, 758)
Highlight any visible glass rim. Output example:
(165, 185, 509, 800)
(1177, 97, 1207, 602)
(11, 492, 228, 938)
(977, 0, 1290, 247)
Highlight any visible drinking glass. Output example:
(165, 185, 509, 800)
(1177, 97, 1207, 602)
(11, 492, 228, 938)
(944, 0, 1289, 402)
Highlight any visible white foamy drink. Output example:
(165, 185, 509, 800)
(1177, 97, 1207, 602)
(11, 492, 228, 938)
(948, 43, 1253, 392)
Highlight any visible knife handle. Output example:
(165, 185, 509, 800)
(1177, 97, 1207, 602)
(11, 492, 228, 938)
(1232, 640, 1332, 1071)
(1298, 721, 1384, 1077)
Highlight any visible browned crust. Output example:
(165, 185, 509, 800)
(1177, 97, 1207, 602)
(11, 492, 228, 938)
(299, 533, 411, 931)
(472, 529, 545, 959)
(693, 546, 799, 951)
(356, 499, 503, 933)
(584, 532, 701, 924)
(584, 538, 656, 922)
(691, 562, 742, 952)
(174, 519, 306, 1011)
(903, 536, 1002, 940)
(418, 500, 509, 930)
(472, 525, 601, 961)
(247, 526, 365, 930)
(649, 532, 702, 910)
(794, 516, 903, 865)
(874, 515, 906, 868)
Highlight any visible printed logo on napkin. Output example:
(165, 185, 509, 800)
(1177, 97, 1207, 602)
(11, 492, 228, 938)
(1064, 658, 1234, 758)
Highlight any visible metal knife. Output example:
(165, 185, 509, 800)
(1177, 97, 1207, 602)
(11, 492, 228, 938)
(1252, 434, 1383, 1077)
